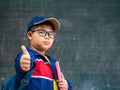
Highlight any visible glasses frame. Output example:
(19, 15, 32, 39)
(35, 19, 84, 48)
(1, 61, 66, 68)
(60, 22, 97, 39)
(31, 29, 56, 38)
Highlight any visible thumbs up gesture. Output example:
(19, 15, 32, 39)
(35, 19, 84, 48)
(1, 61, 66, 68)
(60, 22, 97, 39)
(20, 45, 31, 72)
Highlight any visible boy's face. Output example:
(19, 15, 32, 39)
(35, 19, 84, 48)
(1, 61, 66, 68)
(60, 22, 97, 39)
(27, 24, 55, 52)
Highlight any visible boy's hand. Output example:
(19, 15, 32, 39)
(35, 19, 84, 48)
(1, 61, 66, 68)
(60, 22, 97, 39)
(58, 73, 69, 90)
(20, 45, 31, 72)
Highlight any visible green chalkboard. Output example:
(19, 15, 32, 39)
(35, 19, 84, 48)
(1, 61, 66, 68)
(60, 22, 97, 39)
(0, 0, 120, 90)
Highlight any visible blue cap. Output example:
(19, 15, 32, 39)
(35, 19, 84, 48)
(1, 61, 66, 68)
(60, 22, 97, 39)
(27, 16, 60, 32)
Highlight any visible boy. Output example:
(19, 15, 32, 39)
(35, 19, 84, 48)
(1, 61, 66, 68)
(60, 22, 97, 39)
(15, 16, 72, 90)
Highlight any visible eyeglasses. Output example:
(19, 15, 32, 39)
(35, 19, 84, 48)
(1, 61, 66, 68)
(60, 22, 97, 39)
(31, 29, 56, 38)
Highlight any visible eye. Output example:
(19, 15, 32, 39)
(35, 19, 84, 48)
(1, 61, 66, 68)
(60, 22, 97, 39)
(39, 30, 46, 34)
(49, 32, 53, 35)
(49, 32, 56, 37)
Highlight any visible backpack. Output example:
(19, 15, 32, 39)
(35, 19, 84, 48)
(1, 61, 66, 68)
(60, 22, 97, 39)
(1, 69, 34, 90)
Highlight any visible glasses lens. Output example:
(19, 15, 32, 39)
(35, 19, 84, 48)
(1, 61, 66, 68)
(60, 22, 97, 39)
(49, 32, 56, 38)
(38, 30, 46, 37)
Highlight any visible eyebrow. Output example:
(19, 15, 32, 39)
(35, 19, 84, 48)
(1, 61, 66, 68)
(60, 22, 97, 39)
(35, 29, 54, 32)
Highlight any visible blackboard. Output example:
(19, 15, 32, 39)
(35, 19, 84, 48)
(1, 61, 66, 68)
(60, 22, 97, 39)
(0, 0, 120, 90)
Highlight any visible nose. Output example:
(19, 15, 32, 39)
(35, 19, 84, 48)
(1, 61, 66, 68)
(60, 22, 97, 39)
(44, 33, 50, 38)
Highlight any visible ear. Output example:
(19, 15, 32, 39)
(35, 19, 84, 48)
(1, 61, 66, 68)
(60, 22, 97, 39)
(27, 31, 32, 40)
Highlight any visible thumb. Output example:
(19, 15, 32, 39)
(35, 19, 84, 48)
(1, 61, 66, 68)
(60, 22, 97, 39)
(21, 45, 29, 55)
(61, 72, 64, 79)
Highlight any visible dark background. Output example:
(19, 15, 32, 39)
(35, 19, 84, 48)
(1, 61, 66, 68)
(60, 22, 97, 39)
(0, 0, 120, 90)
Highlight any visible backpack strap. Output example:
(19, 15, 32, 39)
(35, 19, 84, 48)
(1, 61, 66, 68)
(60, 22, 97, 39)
(18, 69, 34, 90)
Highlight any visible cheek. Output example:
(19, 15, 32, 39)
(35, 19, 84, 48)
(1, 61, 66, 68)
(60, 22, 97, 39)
(30, 36, 41, 44)
(50, 39, 54, 45)
(47, 39, 54, 48)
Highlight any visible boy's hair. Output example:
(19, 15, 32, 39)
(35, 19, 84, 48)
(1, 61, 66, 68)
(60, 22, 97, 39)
(30, 21, 55, 31)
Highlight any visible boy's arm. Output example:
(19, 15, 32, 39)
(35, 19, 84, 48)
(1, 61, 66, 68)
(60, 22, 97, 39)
(15, 45, 34, 83)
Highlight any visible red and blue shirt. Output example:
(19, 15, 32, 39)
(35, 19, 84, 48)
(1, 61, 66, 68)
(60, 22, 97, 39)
(15, 48, 72, 90)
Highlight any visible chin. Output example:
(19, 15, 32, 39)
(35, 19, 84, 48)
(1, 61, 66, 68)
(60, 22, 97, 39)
(42, 47, 50, 51)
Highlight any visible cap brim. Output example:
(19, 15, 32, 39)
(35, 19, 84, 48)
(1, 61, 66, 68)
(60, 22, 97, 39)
(46, 18, 60, 31)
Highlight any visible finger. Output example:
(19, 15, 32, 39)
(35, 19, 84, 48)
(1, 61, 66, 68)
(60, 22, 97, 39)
(20, 56, 31, 71)
(21, 45, 29, 55)
(58, 80, 68, 90)
(21, 59, 31, 64)
(61, 72, 64, 79)
(22, 64, 30, 72)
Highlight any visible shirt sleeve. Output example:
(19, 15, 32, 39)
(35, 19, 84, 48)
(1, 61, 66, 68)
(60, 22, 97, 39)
(67, 80, 73, 90)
